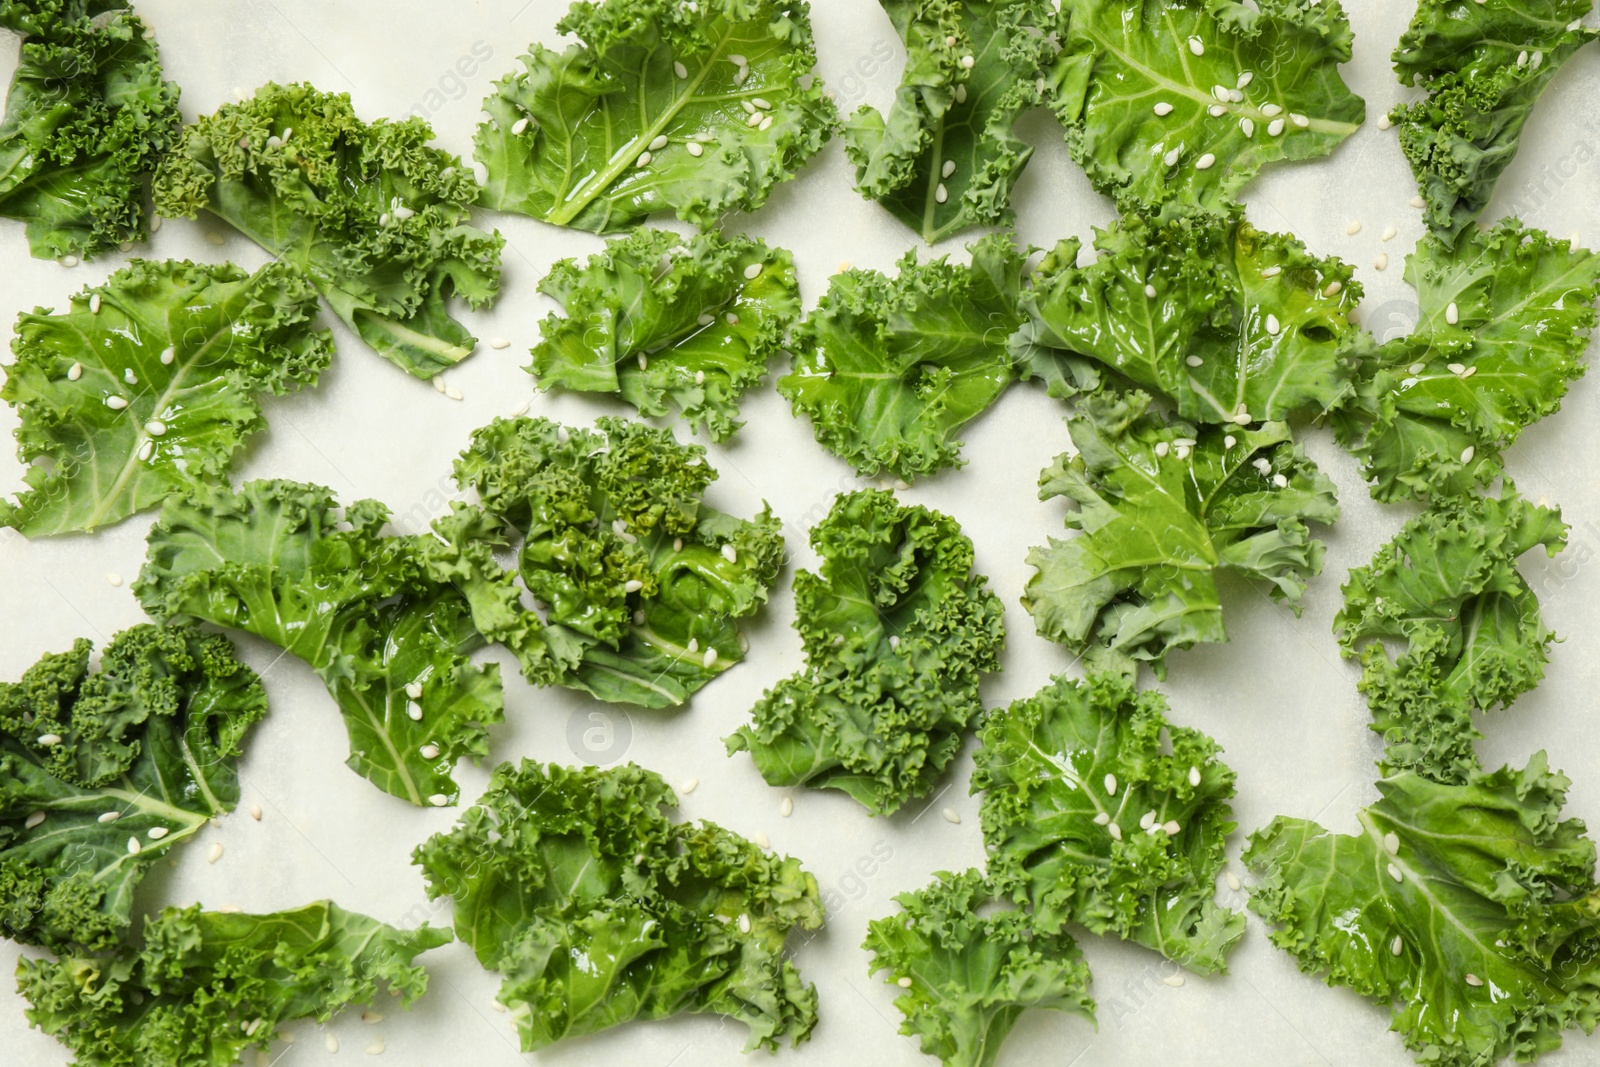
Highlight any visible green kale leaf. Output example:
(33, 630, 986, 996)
(1015, 207, 1365, 422)
(726, 489, 1004, 816)
(134, 481, 503, 808)
(844, 0, 1058, 243)
(0, 259, 332, 537)
(436, 416, 783, 707)
(1335, 489, 1567, 784)
(0, 10, 181, 259)
(1247, 754, 1600, 1067)
(0, 624, 265, 953)
(153, 82, 503, 379)
(474, 0, 837, 232)
(974, 672, 1244, 973)
(1392, 0, 1598, 238)
(18, 901, 450, 1067)
(863, 868, 1094, 1067)
(531, 228, 800, 441)
(779, 232, 1024, 481)
(1024, 391, 1338, 677)
(413, 760, 823, 1052)
(1047, 0, 1364, 214)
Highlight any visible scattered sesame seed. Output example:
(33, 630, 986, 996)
(1107, 821, 1123, 841)
(1154, 441, 1171, 458)
(404, 682, 423, 700)
(636, 151, 652, 166)
(406, 702, 423, 722)
(145, 419, 167, 437)
(124, 368, 138, 385)
(361, 1012, 384, 1025)
(1225, 870, 1242, 892)
(935, 183, 949, 204)
(1466, 973, 1483, 987)
(1391, 935, 1403, 956)
(756, 115, 772, 131)
(148, 827, 169, 840)
(1227, 89, 1243, 103)
(1185, 355, 1203, 368)
(1163, 820, 1182, 836)
(722, 543, 738, 563)
(1323, 280, 1343, 297)
(1373, 253, 1389, 271)
(420, 744, 440, 760)
(1272, 473, 1289, 489)
(1376, 114, 1392, 131)
(1233, 411, 1252, 426)
(25, 812, 46, 830)
(38, 732, 63, 746)
(674, 60, 688, 79)
(941, 159, 956, 179)
(1195, 153, 1216, 170)
(445, 385, 463, 401)
(105, 395, 129, 410)
(1260, 266, 1281, 278)
(99, 811, 120, 823)
(1188, 766, 1201, 787)
(681, 777, 699, 794)
(490, 1000, 507, 1013)
(67, 362, 83, 380)
(1104, 773, 1118, 796)
(60, 255, 79, 268)
(1153, 101, 1174, 116)
(673, 538, 684, 552)
(637, 353, 648, 371)
(942, 807, 961, 824)
(960, 54, 975, 68)
(649, 134, 669, 151)
(1408, 362, 1425, 375)
(250, 803, 262, 820)
(472, 161, 489, 186)
(1516, 49, 1528, 67)
(1187, 36, 1204, 55)
(624, 579, 644, 593)
(726, 312, 739, 325)
(1162, 973, 1185, 987)
(1381, 225, 1397, 242)
(1265, 314, 1281, 335)
(1208, 104, 1227, 118)
(488, 337, 510, 350)
(326, 1035, 339, 1053)
(150, 215, 162, 232)
(159, 346, 175, 364)
(1291, 113, 1309, 128)
(1267, 118, 1285, 136)
(742, 99, 756, 114)
(1445, 301, 1459, 326)
(779, 797, 793, 817)
(728, 54, 747, 66)
(1387, 862, 1403, 883)
(1447, 362, 1467, 376)
(511, 117, 530, 135)
(428, 794, 449, 807)
(703, 647, 719, 669)
(365, 1038, 386, 1056)
(1237, 71, 1254, 88)
(88, 293, 102, 314)
(127, 837, 141, 855)
(1163, 146, 1182, 167)
(1140, 811, 1157, 830)
(738, 913, 752, 933)
(687, 142, 703, 157)
(1346, 221, 1362, 236)
(1211, 85, 1228, 101)
(1093, 812, 1111, 826)
(1410, 195, 1426, 208)
(206, 232, 226, 246)
(888, 634, 901, 650)
(1145, 283, 1158, 298)
(207, 842, 224, 864)
(1261, 103, 1283, 117)
(1460, 446, 1475, 464)
(746, 111, 763, 127)
(897, 975, 914, 988)
(1224, 435, 1236, 448)
(1240, 118, 1254, 137)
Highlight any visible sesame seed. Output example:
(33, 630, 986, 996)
(150, 215, 162, 232)
(1237, 71, 1254, 89)
(1208, 104, 1226, 118)
(637, 353, 648, 371)
(1465, 973, 1483, 987)
(888, 634, 901, 650)
(1267, 118, 1285, 136)
(636, 151, 652, 166)
(1376, 114, 1392, 131)
(1188, 36, 1204, 56)
(142, 419, 168, 438)
(88, 293, 101, 314)
(160, 347, 175, 364)
(1155, 441, 1171, 458)
(445, 385, 463, 401)
(1391, 935, 1403, 956)
(1163, 146, 1182, 166)
(1261, 266, 1281, 278)
(1261, 103, 1283, 118)
(404, 682, 423, 700)
(472, 161, 489, 185)
(488, 337, 510, 350)
(738, 913, 752, 933)
(1272, 474, 1288, 488)
(148, 827, 169, 840)
(649, 134, 669, 151)
(1323, 280, 1342, 297)
(746, 111, 763, 127)
(420, 744, 440, 760)
(1224, 435, 1237, 448)
(1225, 870, 1242, 891)
(124, 368, 139, 386)
(687, 142, 703, 156)
(365, 1038, 385, 1055)
(624, 579, 644, 593)
(1410, 195, 1426, 208)
(759, 115, 773, 131)
(942, 807, 961, 824)
(1291, 113, 1309, 128)
(218, 905, 241, 914)
(779, 797, 793, 817)
(1228, 89, 1243, 103)
(428, 794, 449, 807)
(721, 543, 738, 563)
(99, 811, 120, 823)
(1373, 254, 1389, 271)
(681, 777, 699, 794)
(1445, 302, 1459, 325)
(206, 231, 226, 246)
(1212, 85, 1229, 101)
(1516, 50, 1528, 67)
(1233, 411, 1252, 426)
(250, 803, 262, 820)
(127, 837, 141, 855)
(733, 67, 749, 85)
(1107, 821, 1123, 841)
(935, 183, 948, 203)
(1195, 153, 1216, 170)
(1162, 973, 1185, 987)
(945, 34, 957, 46)
(728, 54, 747, 66)
(726, 312, 739, 324)
(742, 99, 756, 114)
(673, 538, 684, 552)
(1145, 283, 1158, 298)
(1253, 458, 1273, 474)
(24, 812, 46, 830)
(1408, 363, 1425, 375)
(941, 159, 956, 178)
(208, 842, 224, 863)
(326, 1036, 340, 1053)
(105, 395, 129, 410)
(674, 60, 688, 79)
(1387, 862, 1403, 883)
(1241, 118, 1254, 137)
(752, 98, 772, 111)
(1382, 831, 1400, 855)
(897, 975, 913, 988)
(1153, 101, 1174, 116)
(1265, 314, 1281, 335)
(1140, 811, 1157, 830)
(37, 733, 62, 746)
(67, 362, 82, 380)
(1188, 766, 1201, 787)
(1381, 226, 1397, 242)
(1462, 366, 1477, 378)
(60, 255, 79, 268)
(960, 54, 975, 69)
(703, 647, 719, 668)
(406, 702, 422, 721)
(1460, 446, 1475, 464)
(1093, 812, 1111, 825)
(1447, 362, 1467, 376)
(511, 117, 530, 135)
(742, 262, 763, 281)
(361, 1012, 384, 1025)
(1346, 221, 1362, 236)
(1104, 773, 1118, 796)
(954, 84, 968, 103)
(694, 369, 706, 385)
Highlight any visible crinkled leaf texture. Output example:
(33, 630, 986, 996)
(1247, 754, 1600, 1067)
(1023, 390, 1339, 678)
(974, 672, 1244, 974)
(863, 868, 1094, 1067)
(532, 228, 800, 440)
(18, 901, 451, 1067)
(0, 259, 332, 536)
(1047, 0, 1364, 213)
(134, 481, 503, 807)
(1335, 490, 1567, 784)
(1334, 221, 1600, 502)
(154, 82, 503, 379)
(0, 624, 265, 953)
(413, 760, 824, 1053)
(435, 416, 783, 707)
(475, 0, 837, 232)
(726, 489, 1005, 816)
(780, 232, 1025, 481)
(844, 0, 1058, 243)
(1392, 0, 1599, 238)
(1015, 207, 1366, 420)
(0, 10, 181, 259)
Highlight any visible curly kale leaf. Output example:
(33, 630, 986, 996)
(0, 259, 332, 537)
(726, 489, 1004, 816)
(1392, 0, 1599, 238)
(438, 416, 783, 707)
(474, 0, 836, 232)
(1247, 754, 1600, 1067)
(1024, 390, 1338, 678)
(0, 11, 181, 259)
(18, 902, 450, 1067)
(864, 869, 1094, 1067)
(154, 82, 503, 379)
(1335, 490, 1567, 784)
(780, 232, 1024, 481)
(1334, 221, 1600, 502)
(0, 624, 265, 953)
(134, 481, 502, 808)
(844, 0, 1058, 243)
(1047, 0, 1365, 214)
(532, 228, 800, 440)
(414, 760, 823, 1053)
(974, 672, 1244, 974)
(1015, 207, 1366, 421)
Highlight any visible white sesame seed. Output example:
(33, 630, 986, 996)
(37, 733, 63, 746)
(1465, 973, 1483, 987)
(1224, 435, 1237, 448)
(1391, 935, 1403, 956)
(1387, 862, 1403, 883)
(1323, 280, 1342, 297)
(1093, 812, 1111, 826)
(1188, 36, 1204, 56)
(1212, 85, 1229, 101)
(1188, 766, 1201, 787)
(1447, 362, 1467, 376)
(1208, 104, 1226, 118)
(637, 353, 648, 371)
(1346, 221, 1362, 236)
(944, 35, 957, 46)
(326, 1036, 339, 1053)
(752, 98, 773, 111)
(1145, 283, 1158, 298)
(1445, 301, 1459, 326)
(365, 1038, 385, 1055)
(1373, 254, 1389, 271)
(1384, 832, 1400, 854)
(1225, 871, 1242, 891)
(119, 241, 133, 252)
(1154, 441, 1170, 458)
(1517, 50, 1528, 67)
(60, 255, 79, 268)
(1408, 362, 1425, 375)
(1104, 773, 1118, 796)
(406, 702, 423, 722)
(624, 579, 644, 593)
(159, 346, 175, 364)
(24, 812, 46, 830)
(1140, 810, 1157, 830)
(759, 115, 773, 131)
(472, 161, 489, 186)
(673, 538, 684, 552)
(954, 84, 967, 104)
(1272, 474, 1289, 488)
(1265, 314, 1281, 335)
(896, 975, 913, 988)
(942, 807, 961, 824)
(1107, 821, 1123, 841)
(888, 634, 901, 650)
(1163, 146, 1181, 167)
(1241, 118, 1254, 137)
(88, 293, 102, 315)
(721, 543, 738, 563)
(940, 159, 956, 179)
(361, 1011, 384, 1025)
(1153, 101, 1174, 117)
(742, 99, 756, 114)
(1376, 114, 1392, 131)
(127, 837, 141, 855)
(66, 362, 83, 381)
(681, 777, 699, 795)
(1163, 820, 1183, 838)
(510, 117, 530, 136)
(1460, 446, 1475, 464)
(703, 647, 719, 668)
(105, 395, 129, 410)
(1233, 411, 1252, 426)
(207, 842, 224, 864)
(485, 336, 511, 351)
(686, 141, 703, 157)
(960, 54, 975, 69)
(125, 368, 139, 386)
(1261, 266, 1281, 278)
(148, 826, 169, 840)
(1253, 458, 1273, 474)
(746, 111, 763, 127)
(1162, 973, 1185, 987)
(674, 60, 688, 79)
(1291, 113, 1309, 128)
(1401, 377, 1419, 389)
(249, 803, 262, 820)
(98, 811, 120, 823)
(935, 183, 948, 204)
(726, 312, 739, 324)
(420, 744, 440, 760)
(733, 67, 749, 85)
(738, 913, 752, 933)
(694, 369, 706, 385)
(779, 797, 793, 818)
(218, 905, 241, 914)
(1195, 153, 1216, 170)
(428, 794, 449, 807)
(404, 682, 423, 700)
(1380, 225, 1397, 242)
(636, 151, 652, 166)
(1261, 103, 1283, 117)
(445, 385, 463, 401)
(649, 134, 670, 152)
(1267, 118, 1285, 136)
